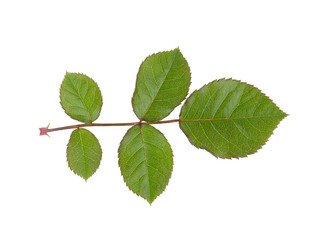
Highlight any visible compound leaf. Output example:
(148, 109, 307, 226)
(60, 72, 102, 123)
(118, 124, 173, 204)
(132, 48, 191, 121)
(180, 78, 287, 159)
(67, 128, 102, 180)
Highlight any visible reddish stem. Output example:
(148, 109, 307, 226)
(39, 119, 180, 135)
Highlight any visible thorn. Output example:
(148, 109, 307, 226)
(39, 123, 51, 137)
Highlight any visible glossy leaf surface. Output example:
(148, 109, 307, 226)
(132, 48, 191, 121)
(60, 72, 102, 123)
(67, 128, 102, 180)
(118, 125, 173, 204)
(180, 79, 287, 159)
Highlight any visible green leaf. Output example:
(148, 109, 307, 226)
(179, 78, 287, 159)
(60, 72, 102, 123)
(118, 124, 173, 204)
(67, 128, 102, 180)
(132, 48, 191, 121)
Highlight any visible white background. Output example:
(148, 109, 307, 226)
(1, 1, 314, 239)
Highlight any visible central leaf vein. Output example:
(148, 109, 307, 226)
(140, 51, 178, 120)
(78, 129, 88, 177)
(69, 77, 92, 123)
(140, 126, 150, 199)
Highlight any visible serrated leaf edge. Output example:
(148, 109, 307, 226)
(118, 125, 174, 204)
(132, 47, 192, 122)
(179, 78, 288, 159)
(60, 72, 103, 123)
(66, 128, 103, 180)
